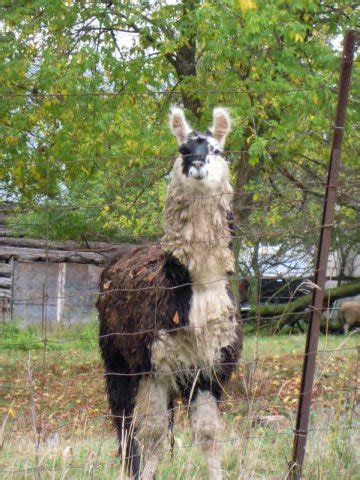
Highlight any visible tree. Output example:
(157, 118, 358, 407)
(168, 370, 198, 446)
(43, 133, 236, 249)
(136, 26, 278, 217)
(0, 0, 358, 256)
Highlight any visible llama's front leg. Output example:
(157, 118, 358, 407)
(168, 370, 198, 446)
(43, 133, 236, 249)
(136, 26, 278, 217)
(134, 376, 169, 480)
(190, 389, 223, 480)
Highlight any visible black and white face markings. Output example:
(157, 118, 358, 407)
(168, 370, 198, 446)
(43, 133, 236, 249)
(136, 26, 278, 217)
(169, 107, 231, 187)
(179, 131, 223, 180)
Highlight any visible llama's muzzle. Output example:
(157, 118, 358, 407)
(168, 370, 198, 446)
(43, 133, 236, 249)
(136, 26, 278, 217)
(189, 161, 208, 180)
(193, 160, 205, 169)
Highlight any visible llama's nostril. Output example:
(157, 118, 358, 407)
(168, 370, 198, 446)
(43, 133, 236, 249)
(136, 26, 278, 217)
(193, 160, 205, 169)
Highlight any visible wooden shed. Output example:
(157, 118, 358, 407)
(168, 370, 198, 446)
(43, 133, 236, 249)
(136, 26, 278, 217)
(0, 235, 128, 325)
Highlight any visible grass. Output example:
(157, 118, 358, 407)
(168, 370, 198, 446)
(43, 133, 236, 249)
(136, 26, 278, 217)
(0, 322, 359, 479)
(0, 321, 98, 351)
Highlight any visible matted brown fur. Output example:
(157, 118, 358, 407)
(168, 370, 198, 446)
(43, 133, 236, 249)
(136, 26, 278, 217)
(98, 244, 242, 370)
(98, 245, 189, 374)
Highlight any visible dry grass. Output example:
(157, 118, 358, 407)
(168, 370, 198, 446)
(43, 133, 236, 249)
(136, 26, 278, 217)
(0, 327, 359, 479)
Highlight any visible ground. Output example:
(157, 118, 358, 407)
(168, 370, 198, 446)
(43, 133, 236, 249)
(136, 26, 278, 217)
(0, 323, 359, 479)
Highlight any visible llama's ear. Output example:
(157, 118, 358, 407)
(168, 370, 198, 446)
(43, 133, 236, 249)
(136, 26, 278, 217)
(210, 108, 231, 146)
(169, 107, 192, 145)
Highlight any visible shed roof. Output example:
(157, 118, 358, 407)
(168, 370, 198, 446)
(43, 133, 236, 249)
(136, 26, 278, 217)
(0, 237, 134, 265)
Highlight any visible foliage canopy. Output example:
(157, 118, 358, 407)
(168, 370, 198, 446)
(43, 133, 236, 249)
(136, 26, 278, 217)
(0, 1, 358, 274)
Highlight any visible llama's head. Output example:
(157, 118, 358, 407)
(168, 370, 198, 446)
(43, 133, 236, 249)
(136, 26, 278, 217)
(169, 107, 231, 192)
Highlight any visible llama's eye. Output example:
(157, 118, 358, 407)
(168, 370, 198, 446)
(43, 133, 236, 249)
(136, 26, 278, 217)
(214, 148, 220, 155)
(179, 145, 190, 157)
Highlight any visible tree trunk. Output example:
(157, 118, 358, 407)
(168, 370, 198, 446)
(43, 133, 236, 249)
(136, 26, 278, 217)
(172, 0, 202, 119)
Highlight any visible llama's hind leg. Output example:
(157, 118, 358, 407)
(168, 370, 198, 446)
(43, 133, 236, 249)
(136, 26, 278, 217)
(190, 389, 223, 480)
(134, 376, 170, 480)
(99, 342, 140, 478)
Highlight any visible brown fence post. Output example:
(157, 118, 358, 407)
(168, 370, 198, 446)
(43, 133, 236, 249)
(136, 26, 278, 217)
(289, 30, 357, 479)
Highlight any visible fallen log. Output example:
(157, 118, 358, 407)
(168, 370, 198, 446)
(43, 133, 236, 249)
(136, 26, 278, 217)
(247, 281, 360, 330)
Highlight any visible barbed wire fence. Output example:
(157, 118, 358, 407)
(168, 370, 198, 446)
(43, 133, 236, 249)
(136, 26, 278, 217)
(0, 30, 359, 480)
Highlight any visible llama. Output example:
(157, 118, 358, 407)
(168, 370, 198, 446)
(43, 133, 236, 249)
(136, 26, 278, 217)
(340, 300, 360, 335)
(97, 107, 242, 480)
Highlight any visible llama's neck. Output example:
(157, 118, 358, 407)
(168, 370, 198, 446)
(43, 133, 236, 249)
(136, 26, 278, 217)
(163, 180, 235, 283)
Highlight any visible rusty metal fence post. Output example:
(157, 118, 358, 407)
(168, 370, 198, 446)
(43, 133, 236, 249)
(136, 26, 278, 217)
(289, 30, 357, 478)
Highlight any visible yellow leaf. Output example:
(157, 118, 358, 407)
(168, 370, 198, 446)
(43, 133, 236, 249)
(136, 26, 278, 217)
(173, 312, 180, 324)
(294, 33, 304, 43)
(237, 0, 256, 13)
(8, 408, 16, 418)
(312, 94, 320, 106)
